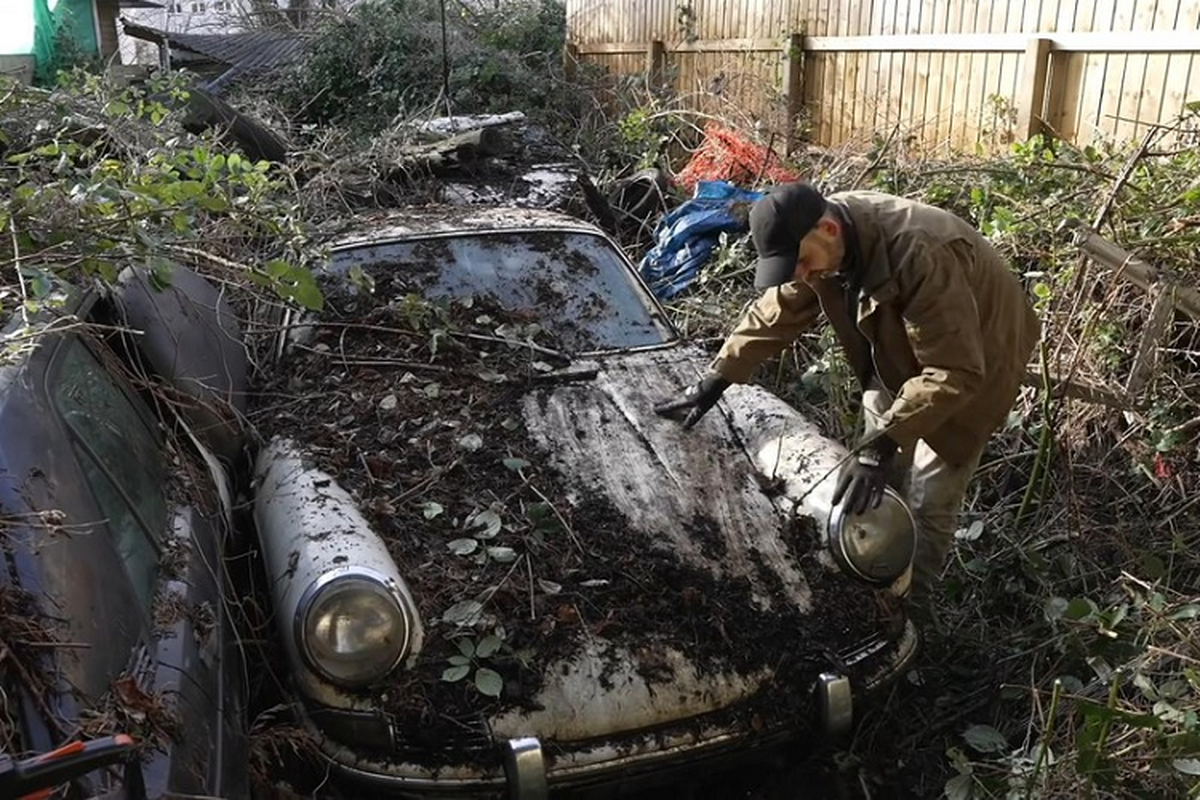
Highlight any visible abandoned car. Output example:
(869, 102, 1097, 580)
(0, 266, 251, 797)
(250, 207, 920, 797)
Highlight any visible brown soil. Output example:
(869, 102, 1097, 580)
(248, 274, 902, 766)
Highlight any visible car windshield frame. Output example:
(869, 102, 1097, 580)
(327, 226, 679, 355)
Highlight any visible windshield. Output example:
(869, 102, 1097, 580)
(330, 230, 675, 353)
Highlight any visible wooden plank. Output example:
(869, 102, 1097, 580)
(575, 42, 654, 55)
(576, 31, 1200, 58)
(647, 40, 665, 87)
(802, 31, 1200, 52)
(1126, 283, 1177, 397)
(782, 33, 805, 153)
(1068, 222, 1200, 320)
(1016, 37, 1052, 138)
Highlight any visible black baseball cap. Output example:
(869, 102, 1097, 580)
(749, 182, 827, 288)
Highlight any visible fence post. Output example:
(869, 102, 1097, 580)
(647, 40, 666, 89)
(563, 42, 579, 84)
(782, 33, 804, 154)
(1016, 36, 1052, 139)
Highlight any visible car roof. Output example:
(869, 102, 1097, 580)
(325, 205, 605, 249)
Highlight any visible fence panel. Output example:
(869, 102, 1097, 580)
(566, 0, 1200, 152)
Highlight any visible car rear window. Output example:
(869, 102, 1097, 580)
(51, 339, 167, 611)
(331, 230, 675, 353)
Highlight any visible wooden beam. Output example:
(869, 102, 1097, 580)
(782, 34, 804, 155)
(671, 37, 783, 53)
(804, 33, 1027, 52)
(563, 43, 579, 84)
(574, 42, 652, 55)
(806, 32, 1200, 53)
(573, 32, 1200, 59)
(647, 40, 665, 88)
(1126, 283, 1176, 398)
(1048, 31, 1200, 53)
(1016, 37, 1052, 140)
(1068, 222, 1200, 321)
(1022, 369, 1129, 409)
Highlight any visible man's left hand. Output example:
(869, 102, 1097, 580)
(832, 435, 899, 515)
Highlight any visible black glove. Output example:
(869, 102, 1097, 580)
(653, 373, 731, 429)
(832, 435, 899, 516)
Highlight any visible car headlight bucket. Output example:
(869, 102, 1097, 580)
(827, 487, 916, 586)
(296, 569, 412, 688)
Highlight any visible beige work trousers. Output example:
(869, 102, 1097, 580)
(862, 389, 986, 598)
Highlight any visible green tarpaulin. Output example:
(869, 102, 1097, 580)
(31, 0, 99, 83)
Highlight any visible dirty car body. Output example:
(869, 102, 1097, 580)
(0, 266, 250, 797)
(252, 207, 919, 797)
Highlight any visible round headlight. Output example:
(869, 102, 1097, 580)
(827, 487, 916, 586)
(299, 573, 410, 687)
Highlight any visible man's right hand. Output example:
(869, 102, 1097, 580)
(653, 374, 732, 429)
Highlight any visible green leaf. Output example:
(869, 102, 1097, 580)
(955, 520, 984, 542)
(962, 724, 1008, 754)
(475, 668, 503, 697)
(1078, 699, 1161, 729)
(1064, 597, 1096, 621)
(1033, 281, 1052, 300)
(1141, 553, 1167, 580)
(943, 773, 973, 800)
(448, 538, 479, 555)
(422, 501, 444, 519)
(469, 509, 502, 539)
(503, 457, 530, 472)
(455, 638, 476, 658)
(198, 194, 229, 213)
(476, 634, 502, 658)
(487, 546, 518, 563)
(1174, 758, 1200, 776)
(442, 599, 483, 626)
(447, 654, 470, 666)
(1170, 604, 1200, 620)
(441, 664, 471, 682)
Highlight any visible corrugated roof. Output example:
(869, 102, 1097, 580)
(121, 19, 307, 79)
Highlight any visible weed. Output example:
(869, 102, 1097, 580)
(441, 633, 505, 697)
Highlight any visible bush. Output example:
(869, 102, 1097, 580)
(277, 0, 568, 132)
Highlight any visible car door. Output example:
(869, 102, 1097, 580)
(47, 329, 248, 797)
(0, 272, 247, 798)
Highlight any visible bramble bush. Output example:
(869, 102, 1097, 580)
(0, 71, 320, 327)
(276, 0, 569, 132)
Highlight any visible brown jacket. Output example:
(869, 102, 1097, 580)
(712, 191, 1041, 465)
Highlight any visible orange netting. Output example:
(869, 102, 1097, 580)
(674, 124, 801, 194)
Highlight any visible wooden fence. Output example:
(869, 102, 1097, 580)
(566, 0, 1200, 152)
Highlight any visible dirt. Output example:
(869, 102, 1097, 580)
(247, 269, 905, 769)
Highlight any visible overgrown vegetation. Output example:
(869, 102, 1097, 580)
(6, 1, 1200, 795)
(276, 0, 569, 132)
(0, 71, 321, 330)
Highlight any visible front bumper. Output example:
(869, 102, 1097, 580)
(295, 620, 920, 798)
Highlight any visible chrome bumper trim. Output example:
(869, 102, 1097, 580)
(815, 673, 854, 738)
(504, 737, 548, 800)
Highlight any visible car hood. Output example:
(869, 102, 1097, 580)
(522, 347, 813, 614)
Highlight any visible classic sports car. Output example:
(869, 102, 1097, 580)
(0, 265, 250, 797)
(250, 207, 919, 797)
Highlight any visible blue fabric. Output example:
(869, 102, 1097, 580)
(637, 181, 764, 299)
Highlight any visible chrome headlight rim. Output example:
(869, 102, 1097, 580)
(827, 486, 916, 586)
(294, 566, 413, 689)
